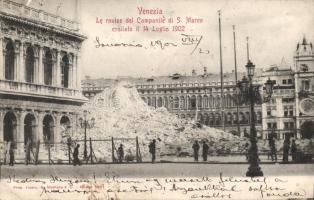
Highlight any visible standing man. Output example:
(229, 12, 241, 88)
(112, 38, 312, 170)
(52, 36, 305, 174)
(192, 140, 200, 162)
(202, 141, 209, 162)
(268, 131, 277, 162)
(290, 139, 297, 162)
(118, 144, 124, 163)
(149, 139, 156, 163)
(73, 144, 81, 166)
(282, 137, 290, 163)
(9, 143, 14, 166)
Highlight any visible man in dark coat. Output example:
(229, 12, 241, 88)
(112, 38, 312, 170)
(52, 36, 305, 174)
(118, 144, 124, 163)
(9, 143, 14, 166)
(282, 138, 290, 163)
(73, 144, 81, 166)
(192, 140, 200, 161)
(290, 139, 297, 162)
(149, 139, 156, 163)
(202, 141, 209, 162)
(268, 132, 277, 162)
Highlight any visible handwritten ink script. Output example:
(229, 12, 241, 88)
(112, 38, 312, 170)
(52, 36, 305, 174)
(95, 34, 210, 55)
(0, 173, 312, 200)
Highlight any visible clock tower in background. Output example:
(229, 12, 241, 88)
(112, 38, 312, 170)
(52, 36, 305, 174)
(294, 37, 314, 139)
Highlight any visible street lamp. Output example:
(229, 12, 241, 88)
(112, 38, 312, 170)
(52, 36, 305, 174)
(79, 110, 95, 159)
(236, 60, 274, 177)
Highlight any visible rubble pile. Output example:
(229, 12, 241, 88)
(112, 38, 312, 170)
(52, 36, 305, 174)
(72, 81, 248, 161)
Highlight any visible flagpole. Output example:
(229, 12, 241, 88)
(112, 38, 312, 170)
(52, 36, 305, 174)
(218, 10, 225, 131)
(246, 36, 250, 61)
(233, 25, 241, 135)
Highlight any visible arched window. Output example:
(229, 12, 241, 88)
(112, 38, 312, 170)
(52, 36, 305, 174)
(239, 112, 245, 124)
(204, 95, 209, 108)
(215, 96, 221, 107)
(3, 112, 17, 143)
(152, 97, 156, 107)
(226, 113, 232, 124)
(44, 49, 53, 85)
(25, 47, 35, 83)
(180, 96, 185, 109)
(164, 96, 168, 108)
(43, 115, 54, 144)
(245, 112, 250, 124)
(5, 40, 15, 80)
(197, 95, 202, 109)
(209, 113, 214, 125)
(174, 97, 179, 109)
(60, 116, 71, 137)
(215, 113, 221, 125)
(24, 113, 36, 145)
(61, 55, 70, 88)
(209, 95, 214, 108)
(226, 94, 232, 108)
(190, 96, 196, 109)
(147, 97, 151, 106)
(169, 96, 173, 109)
(157, 97, 163, 107)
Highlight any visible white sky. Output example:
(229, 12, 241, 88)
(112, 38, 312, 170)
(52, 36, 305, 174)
(23, 0, 314, 78)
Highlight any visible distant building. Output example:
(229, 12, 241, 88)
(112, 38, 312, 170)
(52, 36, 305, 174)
(294, 37, 314, 138)
(82, 69, 263, 137)
(0, 0, 86, 152)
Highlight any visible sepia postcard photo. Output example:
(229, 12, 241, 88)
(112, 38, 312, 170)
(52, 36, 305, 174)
(0, 0, 313, 199)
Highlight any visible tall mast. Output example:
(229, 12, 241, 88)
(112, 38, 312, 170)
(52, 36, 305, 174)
(233, 25, 241, 135)
(246, 36, 250, 61)
(75, 0, 80, 31)
(218, 10, 225, 131)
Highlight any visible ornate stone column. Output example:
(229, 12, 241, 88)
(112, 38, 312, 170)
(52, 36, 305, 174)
(55, 49, 61, 87)
(52, 49, 57, 86)
(19, 42, 25, 82)
(76, 53, 81, 90)
(33, 45, 39, 83)
(54, 113, 61, 144)
(14, 41, 20, 81)
(0, 37, 3, 80)
(37, 111, 44, 143)
(69, 54, 73, 88)
(17, 110, 25, 154)
(73, 54, 78, 90)
(0, 109, 4, 143)
(38, 46, 43, 84)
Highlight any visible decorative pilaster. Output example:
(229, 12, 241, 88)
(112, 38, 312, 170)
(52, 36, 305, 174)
(38, 46, 43, 84)
(17, 111, 24, 154)
(14, 41, 20, 81)
(0, 109, 4, 143)
(73, 54, 77, 89)
(19, 42, 25, 82)
(33, 46, 39, 83)
(52, 49, 57, 86)
(37, 111, 44, 143)
(54, 113, 62, 144)
(76, 53, 81, 90)
(69, 54, 73, 88)
(0, 37, 3, 80)
(56, 50, 61, 86)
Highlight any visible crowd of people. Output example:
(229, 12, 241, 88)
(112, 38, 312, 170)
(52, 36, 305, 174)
(0, 136, 305, 166)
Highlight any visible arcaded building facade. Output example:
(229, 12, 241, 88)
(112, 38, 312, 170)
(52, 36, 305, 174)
(0, 0, 86, 152)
